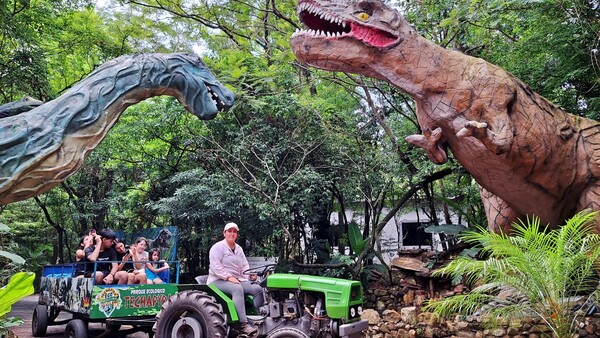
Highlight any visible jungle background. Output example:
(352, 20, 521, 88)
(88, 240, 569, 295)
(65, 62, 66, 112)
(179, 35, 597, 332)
(0, 0, 598, 288)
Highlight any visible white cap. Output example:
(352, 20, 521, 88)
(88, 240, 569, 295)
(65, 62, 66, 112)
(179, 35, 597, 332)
(224, 222, 239, 231)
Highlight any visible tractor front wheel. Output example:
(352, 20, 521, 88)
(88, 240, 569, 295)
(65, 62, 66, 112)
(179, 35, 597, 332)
(155, 290, 227, 338)
(266, 327, 310, 338)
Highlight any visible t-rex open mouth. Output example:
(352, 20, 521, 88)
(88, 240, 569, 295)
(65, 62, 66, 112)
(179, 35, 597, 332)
(294, 2, 401, 49)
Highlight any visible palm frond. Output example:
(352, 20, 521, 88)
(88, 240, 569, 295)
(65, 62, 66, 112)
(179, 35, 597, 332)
(427, 210, 600, 338)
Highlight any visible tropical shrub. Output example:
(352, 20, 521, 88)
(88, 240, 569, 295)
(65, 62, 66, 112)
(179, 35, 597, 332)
(0, 223, 35, 336)
(424, 211, 600, 338)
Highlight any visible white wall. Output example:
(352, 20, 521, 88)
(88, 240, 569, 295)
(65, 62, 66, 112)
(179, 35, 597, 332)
(330, 208, 459, 263)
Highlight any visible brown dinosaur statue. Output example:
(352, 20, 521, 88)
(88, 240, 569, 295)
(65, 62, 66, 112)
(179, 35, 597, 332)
(0, 53, 234, 205)
(290, 0, 600, 232)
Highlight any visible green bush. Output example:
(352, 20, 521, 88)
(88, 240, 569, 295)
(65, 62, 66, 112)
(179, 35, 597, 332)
(425, 211, 600, 338)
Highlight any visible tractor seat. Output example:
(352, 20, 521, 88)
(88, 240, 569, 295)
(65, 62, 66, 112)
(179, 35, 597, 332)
(195, 275, 209, 285)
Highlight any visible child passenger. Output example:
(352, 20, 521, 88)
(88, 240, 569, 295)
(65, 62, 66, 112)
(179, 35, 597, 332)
(145, 248, 169, 284)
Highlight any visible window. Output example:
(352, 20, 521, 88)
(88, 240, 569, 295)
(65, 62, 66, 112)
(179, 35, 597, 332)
(401, 222, 432, 247)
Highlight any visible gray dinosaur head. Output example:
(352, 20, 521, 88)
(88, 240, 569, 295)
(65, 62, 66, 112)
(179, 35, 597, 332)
(0, 52, 236, 205)
(151, 53, 235, 120)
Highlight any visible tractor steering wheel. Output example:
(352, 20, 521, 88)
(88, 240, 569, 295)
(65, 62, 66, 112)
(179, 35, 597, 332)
(243, 263, 277, 279)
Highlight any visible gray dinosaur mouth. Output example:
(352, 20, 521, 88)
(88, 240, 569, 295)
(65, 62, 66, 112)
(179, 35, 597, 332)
(295, 2, 401, 49)
(207, 84, 230, 112)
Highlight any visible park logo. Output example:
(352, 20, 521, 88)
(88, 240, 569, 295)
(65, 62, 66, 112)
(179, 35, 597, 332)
(95, 288, 122, 317)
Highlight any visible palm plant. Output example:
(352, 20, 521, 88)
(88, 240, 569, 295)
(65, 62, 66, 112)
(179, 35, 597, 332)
(424, 210, 600, 338)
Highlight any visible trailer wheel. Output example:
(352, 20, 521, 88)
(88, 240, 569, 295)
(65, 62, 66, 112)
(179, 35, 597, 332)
(32, 304, 48, 337)
(65, 319, 88, 338)
(155, 290, 227, 338)
(106, 322, 122, 332)
(266, 328, 310, 338)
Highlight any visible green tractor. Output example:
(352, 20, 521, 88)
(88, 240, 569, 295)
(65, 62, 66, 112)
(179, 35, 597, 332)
(155, 264, 368, 338)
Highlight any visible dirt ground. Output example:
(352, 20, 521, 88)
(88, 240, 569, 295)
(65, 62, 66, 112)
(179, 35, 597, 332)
(8, 295, 149, 338)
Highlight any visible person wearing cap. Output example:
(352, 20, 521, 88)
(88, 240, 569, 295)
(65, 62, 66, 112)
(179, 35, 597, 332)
(82, 228, 128, 284)
(208, 222, 263, 335)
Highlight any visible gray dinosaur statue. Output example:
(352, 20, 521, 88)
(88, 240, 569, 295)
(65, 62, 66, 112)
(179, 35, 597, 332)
(0, 53, 234, 205)
(290, 0, 600, 232)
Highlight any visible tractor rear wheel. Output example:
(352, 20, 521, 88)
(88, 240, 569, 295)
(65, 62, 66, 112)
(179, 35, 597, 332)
(266, 327, 310, 338)
(155, 290, 227, 338)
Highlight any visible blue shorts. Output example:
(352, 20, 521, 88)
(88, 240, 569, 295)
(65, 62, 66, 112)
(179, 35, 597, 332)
(145, 269, 161, 282)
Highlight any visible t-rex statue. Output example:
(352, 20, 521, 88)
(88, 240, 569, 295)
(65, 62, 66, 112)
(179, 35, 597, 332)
(0, 53, 234, 205)
(290, 0, 600, 232)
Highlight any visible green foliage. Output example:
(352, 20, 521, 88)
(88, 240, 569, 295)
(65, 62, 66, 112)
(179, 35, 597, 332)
(348, 222, 369, 256)
(425, 211, 600, 337)
(0, 0, 127, 103)
(0, 223, 26, 268)
(0, 272, 35, 318)
(0, 222, 36, 335)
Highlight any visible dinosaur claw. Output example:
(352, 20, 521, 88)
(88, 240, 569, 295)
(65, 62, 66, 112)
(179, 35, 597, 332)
(406, 127, 448, 164)
(457, 121, 488, 138)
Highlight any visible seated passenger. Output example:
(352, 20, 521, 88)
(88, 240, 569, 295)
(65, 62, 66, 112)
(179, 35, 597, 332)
(114, 238, 143, 284)
(74, 235, 93, 277)
(81, 229, 128, 284)
(145, 248, 169, 284)
(130, 237, 149, 283)
(208, 222, 263, 336)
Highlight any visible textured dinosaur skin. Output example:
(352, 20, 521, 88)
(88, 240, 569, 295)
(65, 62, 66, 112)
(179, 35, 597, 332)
(0, 53, 234, 205)
(290, 0, 600, 232)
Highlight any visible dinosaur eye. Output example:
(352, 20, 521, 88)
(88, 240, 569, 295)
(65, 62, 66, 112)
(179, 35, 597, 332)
(357, 12, 370, 21)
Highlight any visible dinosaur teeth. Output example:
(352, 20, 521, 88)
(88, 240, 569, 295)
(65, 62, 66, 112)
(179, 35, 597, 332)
(297, 2, 350, 38)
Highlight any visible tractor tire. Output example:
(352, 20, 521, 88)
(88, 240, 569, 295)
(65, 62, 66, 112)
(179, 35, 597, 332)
(32, 304, 49, 337)
(155, 290, 228, 338)
(64, 319, 88, 338)
(266, 328, 311, 338)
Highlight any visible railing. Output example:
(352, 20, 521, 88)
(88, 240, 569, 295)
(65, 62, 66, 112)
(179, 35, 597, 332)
(41, 260, 181, 285)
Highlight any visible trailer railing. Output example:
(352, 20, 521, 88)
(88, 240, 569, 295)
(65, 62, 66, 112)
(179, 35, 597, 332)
(41, 260, 180, 285)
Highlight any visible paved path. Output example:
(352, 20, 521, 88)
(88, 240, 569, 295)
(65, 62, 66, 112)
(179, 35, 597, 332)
(8, 295, 149, 338)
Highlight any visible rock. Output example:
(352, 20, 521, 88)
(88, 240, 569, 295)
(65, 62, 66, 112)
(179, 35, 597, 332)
(391, 256, 430, 273)
(456, 331, 476, 338)
(403, 290, 415, 306)
(414, 292, 428, 307)
(417, 312, 440, 325)
(453, 284, 468, 294)
(490, 328, 506, 336)
(400, 306, 417, 325)
(586, 323, 596, 334)
(361, 309, 381, 324)
(456, 321, 468, 330)
(374, 289, 387, 296)
(382, 309, 402, 323)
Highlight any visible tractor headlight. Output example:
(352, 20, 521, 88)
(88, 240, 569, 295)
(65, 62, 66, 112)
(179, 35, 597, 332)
(350, 308, 356, 317)
(358, 306, 363, 315)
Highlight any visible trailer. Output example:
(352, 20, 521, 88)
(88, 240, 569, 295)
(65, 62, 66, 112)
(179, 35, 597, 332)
(32, 262, 179, 338)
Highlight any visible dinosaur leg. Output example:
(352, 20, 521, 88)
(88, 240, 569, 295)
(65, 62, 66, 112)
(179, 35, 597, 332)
(576, 183, 600, 231)
(405, 127, 448, 164)
(480, 186, 520, 233)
